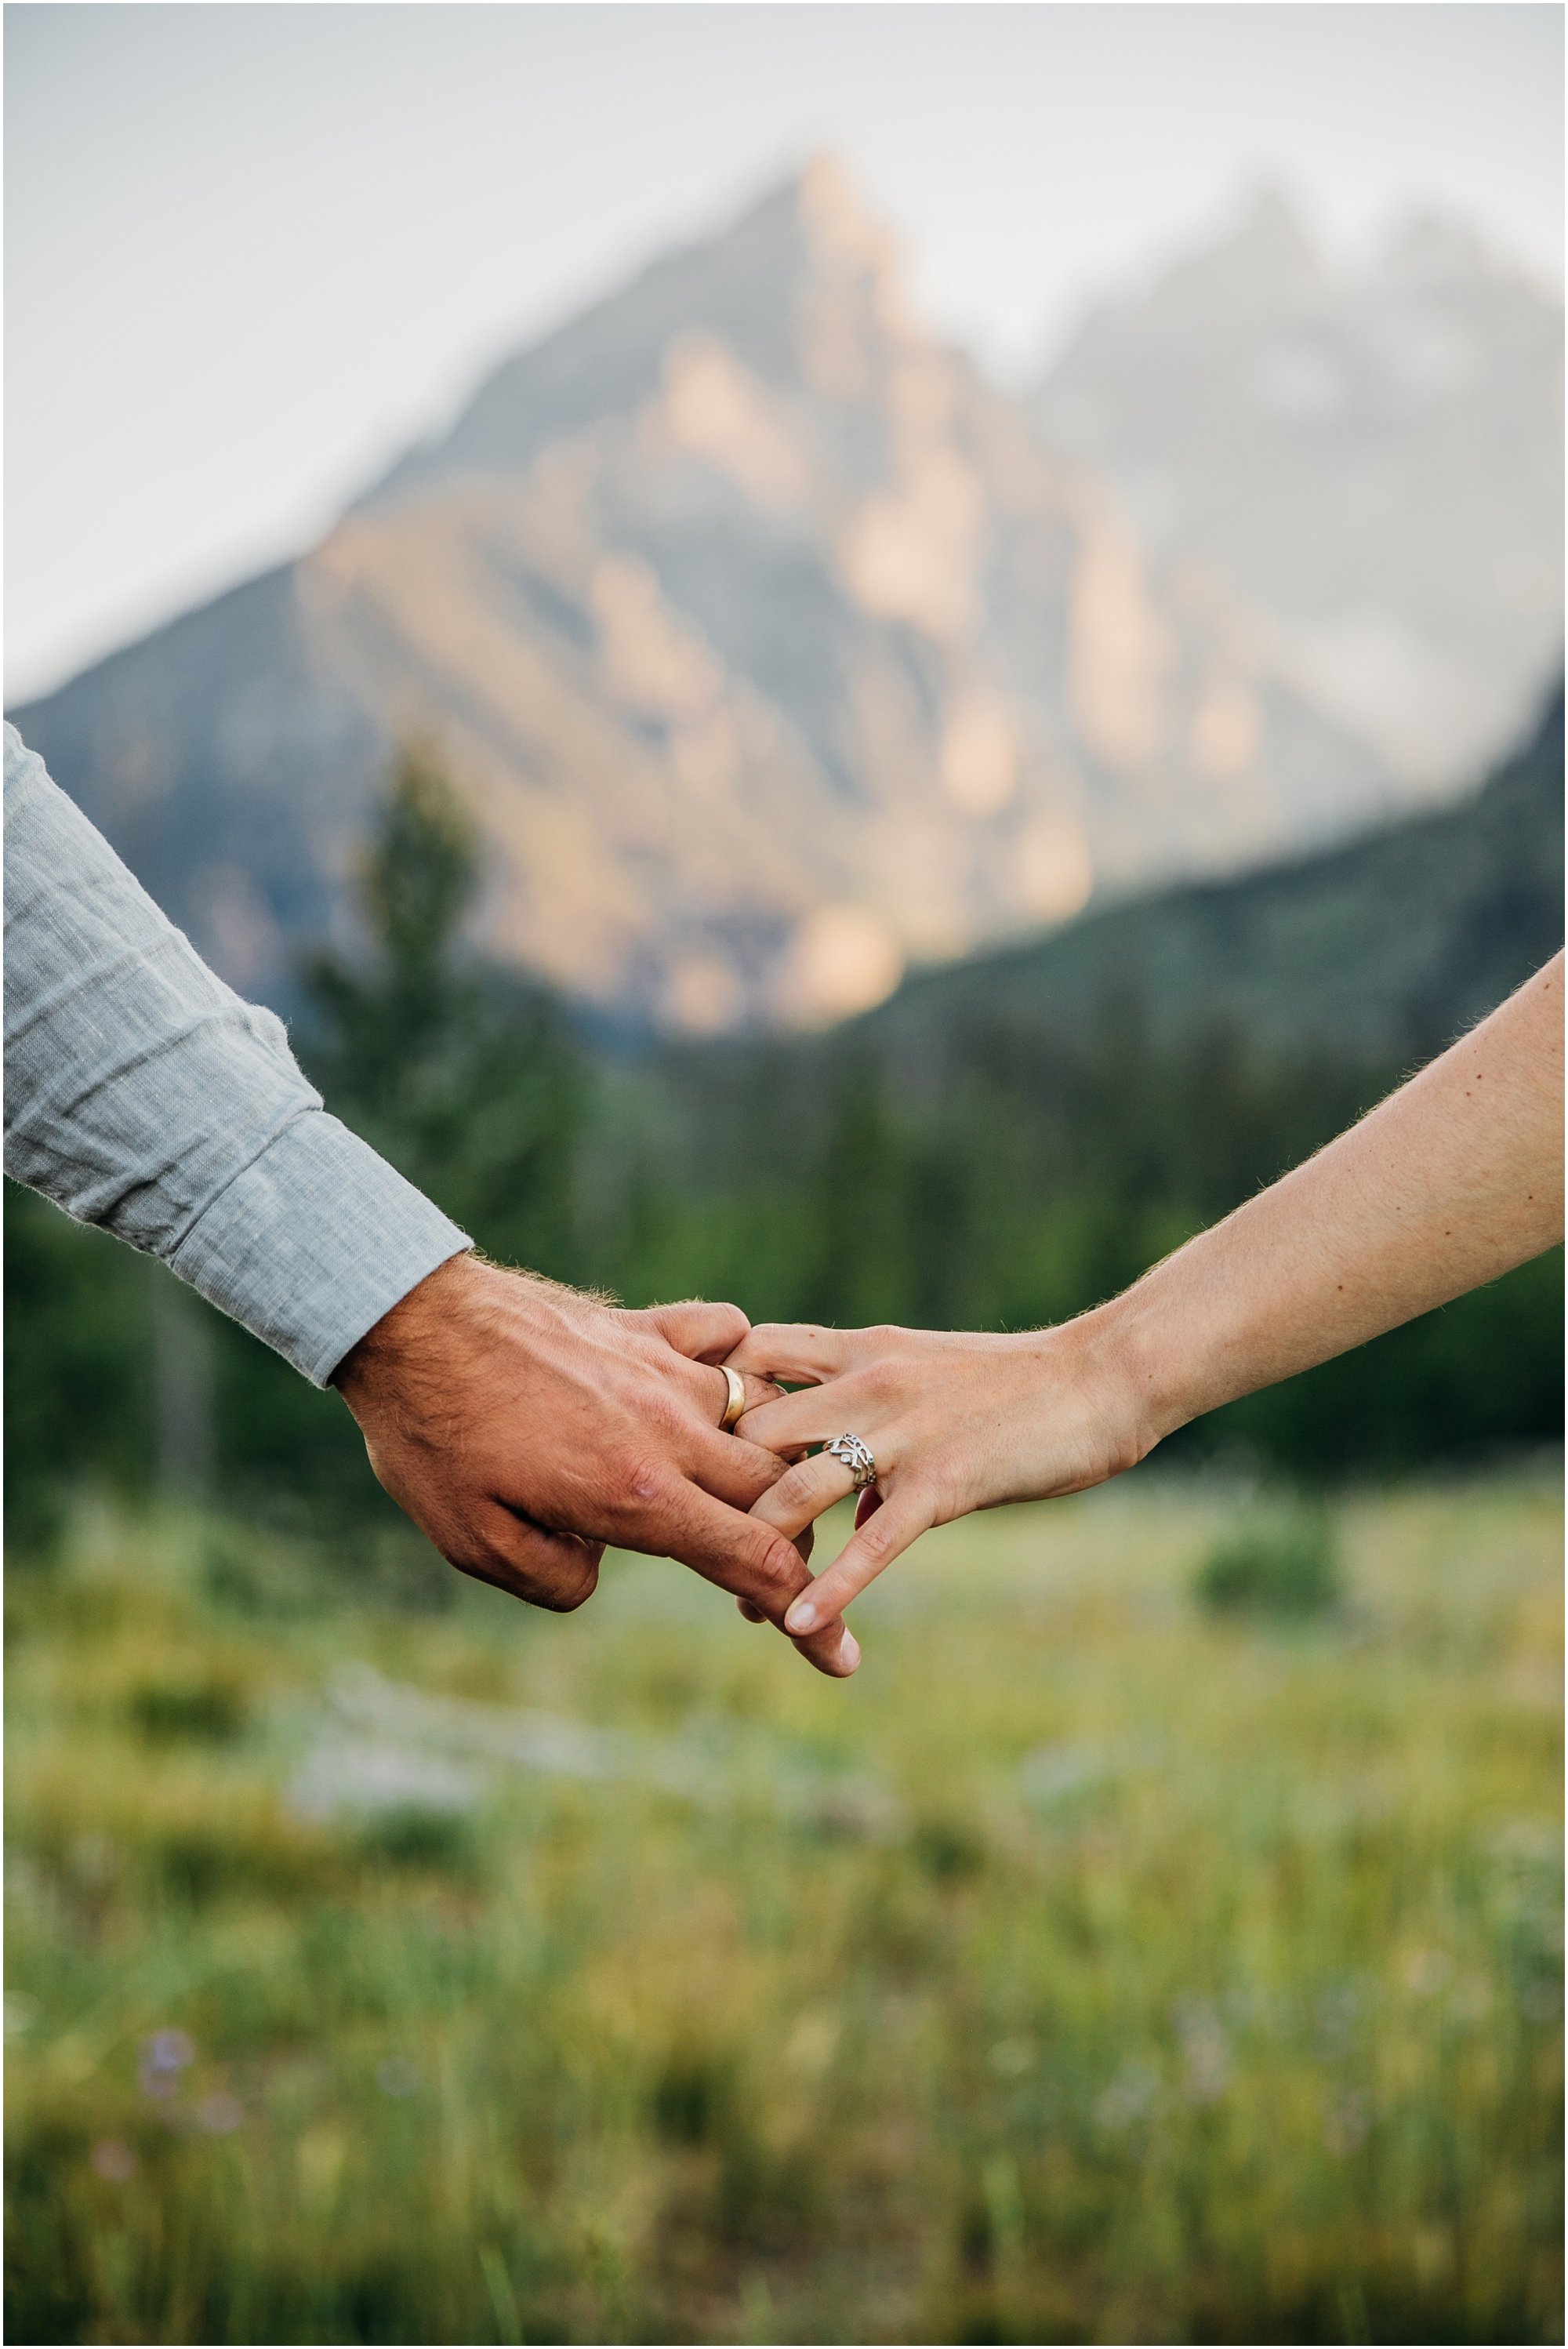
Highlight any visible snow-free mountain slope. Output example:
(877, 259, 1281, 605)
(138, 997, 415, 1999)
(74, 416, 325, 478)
(12, 166, 1559, 1033)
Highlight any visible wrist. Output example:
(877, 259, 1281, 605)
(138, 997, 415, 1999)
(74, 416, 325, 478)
(332, 1249, 482, 1414)
(1067, 1283, 1192, 1468)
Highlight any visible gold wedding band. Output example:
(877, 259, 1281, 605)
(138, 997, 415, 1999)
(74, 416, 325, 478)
(720, 1364, 746, 1432)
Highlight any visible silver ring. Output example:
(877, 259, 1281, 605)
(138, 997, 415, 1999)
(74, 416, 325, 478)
(825, 1432, 877, 1491)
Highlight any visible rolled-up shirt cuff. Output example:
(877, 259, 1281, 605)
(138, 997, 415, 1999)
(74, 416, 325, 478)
(168, 1109, 471, 1387)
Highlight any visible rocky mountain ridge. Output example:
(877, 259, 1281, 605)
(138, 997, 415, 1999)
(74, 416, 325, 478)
(11, 161, 1561, 1033)
(1033, 189, 1563, 794)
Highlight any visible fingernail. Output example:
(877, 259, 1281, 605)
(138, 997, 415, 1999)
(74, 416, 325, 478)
(787, 1599, 818, 1633)
(838, 1632, 860, 1672)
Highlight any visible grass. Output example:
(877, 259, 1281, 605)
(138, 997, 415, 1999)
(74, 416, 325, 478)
(5, 1470, 1563, 2345)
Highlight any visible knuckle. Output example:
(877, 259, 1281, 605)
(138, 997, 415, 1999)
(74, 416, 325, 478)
(746, 1455, 788, 1504)
(755, 1534, 804, 1597)
(777, 1460, 822, 1510)
(533, 1555, 601, 1614)
(856, 1519, 892, 1563)
(926, 1472, 964, 1526)
(611, 1453, 669, 1516)
(645, 1389, 692, 1443)
(858, 1506, 907, 1561)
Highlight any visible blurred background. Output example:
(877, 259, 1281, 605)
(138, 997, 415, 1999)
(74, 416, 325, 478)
(5, 5, 1563, 2343)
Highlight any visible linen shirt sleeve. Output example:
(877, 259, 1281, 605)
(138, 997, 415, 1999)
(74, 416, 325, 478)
(2, 722, 470, 1386)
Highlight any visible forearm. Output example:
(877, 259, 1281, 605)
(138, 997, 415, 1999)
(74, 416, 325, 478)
(1104, 953, 1565, 1446)
(738, 956, 1563, 1632)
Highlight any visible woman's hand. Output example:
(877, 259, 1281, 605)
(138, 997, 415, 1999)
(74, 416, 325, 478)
(724, 1312, 1152, 1635)
(729, 953, 1564, 1647)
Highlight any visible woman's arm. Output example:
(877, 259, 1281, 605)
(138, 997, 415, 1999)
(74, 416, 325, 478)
(729, 953, 1564, 1637)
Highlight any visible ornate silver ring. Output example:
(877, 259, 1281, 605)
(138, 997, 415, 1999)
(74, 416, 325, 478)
(825, 1432, 878, 1491)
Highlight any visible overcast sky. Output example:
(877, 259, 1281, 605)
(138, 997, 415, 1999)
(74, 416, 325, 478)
(6, 2, 1563, 702)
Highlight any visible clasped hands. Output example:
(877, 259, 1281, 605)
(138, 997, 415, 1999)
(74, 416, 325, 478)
(335, 1252, 1145, 1680)
(334, 961, 1564, 1668)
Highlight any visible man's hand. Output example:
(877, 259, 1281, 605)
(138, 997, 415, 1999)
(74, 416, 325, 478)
(332, 1254, 861, 1676)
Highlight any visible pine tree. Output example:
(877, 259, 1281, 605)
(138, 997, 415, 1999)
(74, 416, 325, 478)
(299, 744, 589, 1280)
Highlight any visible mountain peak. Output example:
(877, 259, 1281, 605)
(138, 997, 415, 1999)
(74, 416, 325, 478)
(1153, 182, 1323, 321)
(13, 165, 1558, 1037)
(1376, 208, 1531, 292)
(369, 156, 912, 510)
(1227, 181, 1319, 265)
(795, 151, 896, 270)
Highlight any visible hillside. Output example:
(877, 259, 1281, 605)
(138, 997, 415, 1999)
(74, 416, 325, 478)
(604, 690, 1563, 1412)
(9, 165, 1559, 1036)
(854, 683, 1564, 1080)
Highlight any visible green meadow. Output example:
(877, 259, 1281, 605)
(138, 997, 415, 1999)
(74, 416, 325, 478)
(5, 1472, 1562, 2346)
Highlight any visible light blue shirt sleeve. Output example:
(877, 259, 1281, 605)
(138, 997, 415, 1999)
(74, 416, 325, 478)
(3, 722, 471, 1385)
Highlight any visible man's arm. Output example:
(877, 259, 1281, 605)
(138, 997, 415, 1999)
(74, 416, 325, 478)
(2, 725, 858, 1674)
(3, 723, 468, 1384)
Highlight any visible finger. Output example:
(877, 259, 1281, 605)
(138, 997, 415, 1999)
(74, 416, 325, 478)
(660, 1346, 786, 1432)
(735, 1510, 815, 1605)
(735, 1381, 874, 1458)
(643, 1298, 750, 1363)
(695, 1363, 786, 1428)
(749, 1450, 857, 1541)
(656, 1477, 859, 1678)
(782, 1481, 935, 1633)
(681, 1417, 792, 1510)
(724, 1322, 854, 1385)
(453, 1506, 604, 1613)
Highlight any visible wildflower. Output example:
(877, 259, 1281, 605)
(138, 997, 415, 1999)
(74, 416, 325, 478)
(140, 2028, 196, 2100)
